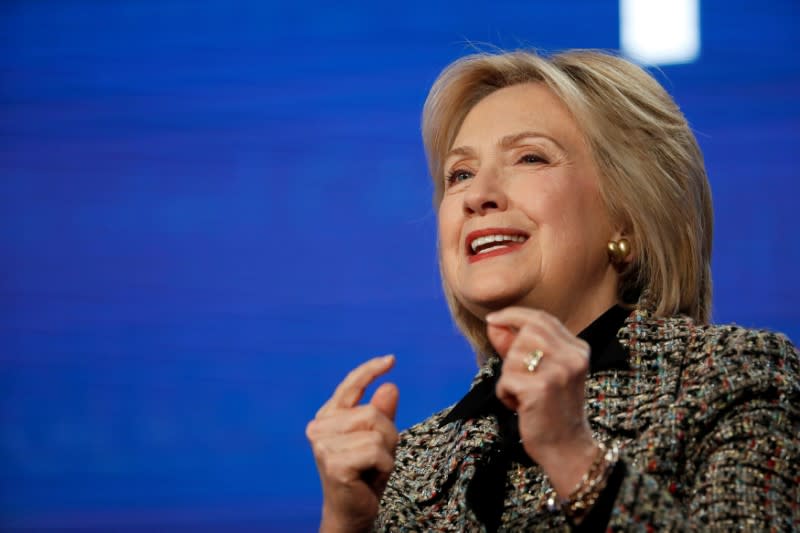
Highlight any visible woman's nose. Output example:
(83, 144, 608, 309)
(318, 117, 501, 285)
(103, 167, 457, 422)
(462, 168, 508, 216)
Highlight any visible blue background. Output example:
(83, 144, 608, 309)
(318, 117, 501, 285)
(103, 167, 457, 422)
(1, 0, 798, 530)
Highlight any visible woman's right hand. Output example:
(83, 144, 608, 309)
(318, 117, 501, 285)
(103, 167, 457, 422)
(306, 355, 400, 533)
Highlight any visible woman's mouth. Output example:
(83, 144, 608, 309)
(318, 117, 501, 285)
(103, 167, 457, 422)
(466, 229, 529, 263)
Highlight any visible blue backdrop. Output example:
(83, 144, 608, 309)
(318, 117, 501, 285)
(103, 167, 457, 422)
(2, 0, 798, 530)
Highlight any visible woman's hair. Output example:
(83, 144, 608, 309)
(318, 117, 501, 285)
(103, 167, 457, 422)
(422, 49, 713, 358)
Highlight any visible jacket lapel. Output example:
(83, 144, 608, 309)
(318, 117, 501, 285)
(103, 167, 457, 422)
(410, 365, 503, 505)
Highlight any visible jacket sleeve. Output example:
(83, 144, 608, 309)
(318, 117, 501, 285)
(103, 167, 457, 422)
(603, 329, 800, 532)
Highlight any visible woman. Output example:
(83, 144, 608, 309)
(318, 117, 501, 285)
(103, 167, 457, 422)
(306, 49, 800, 531)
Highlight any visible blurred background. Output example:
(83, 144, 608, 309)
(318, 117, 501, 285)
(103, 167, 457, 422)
(1, 0, 798, 530)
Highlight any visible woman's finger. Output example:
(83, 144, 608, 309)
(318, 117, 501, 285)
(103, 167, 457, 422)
(486, 311, 559, 361)
(307, 404, 399, 450)
(317, 354, 395, 416)
(506, 324, 548, 363)
(487, 308, 588, 361)
(315, 431, 396, 481)
(486, 323, 517, 358)
(486, 307, 567, 337)
(495, 372, 521, 411)
(314, 430, 390, 457)
(369, 382, 399, 422)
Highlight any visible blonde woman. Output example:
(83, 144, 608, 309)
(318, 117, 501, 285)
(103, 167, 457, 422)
(306, 50, 800, 531)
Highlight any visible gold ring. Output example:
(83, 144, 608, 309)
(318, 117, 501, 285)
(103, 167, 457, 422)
(523, 349, 544, 373)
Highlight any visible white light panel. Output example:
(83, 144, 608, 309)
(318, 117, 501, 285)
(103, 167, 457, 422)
(620, 0, 700, 65)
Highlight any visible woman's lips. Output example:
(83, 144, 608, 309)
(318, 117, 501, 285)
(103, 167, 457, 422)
(465, 228, 529, 264)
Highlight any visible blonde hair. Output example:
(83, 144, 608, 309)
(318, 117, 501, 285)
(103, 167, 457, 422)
(422, 49, 713, 358)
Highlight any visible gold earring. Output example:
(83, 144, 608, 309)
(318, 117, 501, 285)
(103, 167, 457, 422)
(607, 238, 630, 265)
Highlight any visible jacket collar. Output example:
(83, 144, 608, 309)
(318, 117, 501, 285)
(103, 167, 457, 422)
(406, 304, 698, 506)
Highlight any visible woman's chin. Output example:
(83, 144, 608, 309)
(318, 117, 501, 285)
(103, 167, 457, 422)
(458, 288, 530, 317)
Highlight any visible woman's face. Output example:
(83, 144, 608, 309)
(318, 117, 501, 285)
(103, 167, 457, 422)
(438, 82, 622, 333)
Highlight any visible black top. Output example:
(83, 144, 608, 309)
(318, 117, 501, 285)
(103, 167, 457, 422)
(440, 305, 630, 532)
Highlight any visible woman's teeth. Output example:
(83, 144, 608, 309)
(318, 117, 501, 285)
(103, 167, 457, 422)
(471, 234, 526, 254)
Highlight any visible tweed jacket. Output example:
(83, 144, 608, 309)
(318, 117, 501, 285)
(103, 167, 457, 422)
(375, 307, 800, 531)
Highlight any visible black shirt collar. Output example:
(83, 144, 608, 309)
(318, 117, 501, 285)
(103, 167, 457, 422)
(582, 304, 631, 373)
(442, 305, 631, 426)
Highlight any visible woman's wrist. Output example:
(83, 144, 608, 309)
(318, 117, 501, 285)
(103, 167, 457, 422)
(535, 434, 599, 496)
(320, 505, 372, 533)
(544, 441, 621, 524)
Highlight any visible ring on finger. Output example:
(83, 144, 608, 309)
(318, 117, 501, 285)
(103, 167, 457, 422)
(523, 349, 545, 373)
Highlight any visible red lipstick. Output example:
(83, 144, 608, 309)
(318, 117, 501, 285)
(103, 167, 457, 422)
(465, 228, 529, 264)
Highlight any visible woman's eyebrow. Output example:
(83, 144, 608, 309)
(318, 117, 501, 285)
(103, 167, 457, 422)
(445, 130, 565, 163)
(444, 145, 475, 161)
(499, 130, 565, 151)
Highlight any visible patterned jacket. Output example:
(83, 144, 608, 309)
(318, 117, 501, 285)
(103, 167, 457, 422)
(375, 307, 800, 531)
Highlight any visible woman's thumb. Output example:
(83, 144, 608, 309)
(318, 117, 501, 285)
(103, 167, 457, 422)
(370, 382, 399, 421)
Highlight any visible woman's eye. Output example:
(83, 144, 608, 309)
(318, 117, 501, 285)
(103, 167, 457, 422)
(518, 153, 546, 164)
(445, 169, 473, 185)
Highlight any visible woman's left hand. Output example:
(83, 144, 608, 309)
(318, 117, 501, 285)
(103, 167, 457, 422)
(486, 306, 599, 495)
